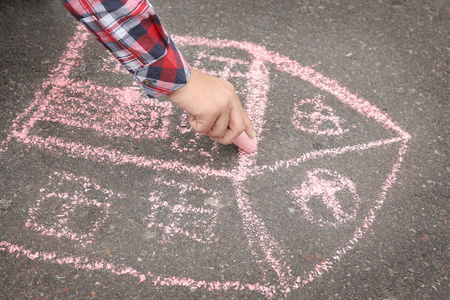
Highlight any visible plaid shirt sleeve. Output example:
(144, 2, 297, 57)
(63, 0, 191, 98)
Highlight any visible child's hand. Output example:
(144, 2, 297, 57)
(167, 68, 256, 144)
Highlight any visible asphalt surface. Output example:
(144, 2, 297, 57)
(0, 0, 448, 299)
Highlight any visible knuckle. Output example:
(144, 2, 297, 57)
(212, 106, 222, 115)
(224, 80, 234, 90)
(210, 128, 223, 137)
(198, 127, 210, 135)
(236, 121, 246, 133)
(194, 125, 208, 135)
(221, 138, 233, 145)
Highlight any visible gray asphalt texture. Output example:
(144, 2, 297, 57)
(0, 0, 448, 299)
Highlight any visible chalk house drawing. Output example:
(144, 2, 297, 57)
(0, 24, 411, 299)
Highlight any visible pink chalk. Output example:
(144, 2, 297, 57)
(233, 132, 257, 154)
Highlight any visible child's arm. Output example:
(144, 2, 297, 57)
(63, 0, 255, 144)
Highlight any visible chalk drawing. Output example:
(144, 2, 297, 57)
(145, 179, 220, 244)
(288, 168, 360, 228)
(0, 24, 411, 299)
(40, 82, 173, 140)
(101, 55, 130, 75)
(292, 95, 348, 136)
(193, 49, 249, 80)
(25, 171, 120, 248)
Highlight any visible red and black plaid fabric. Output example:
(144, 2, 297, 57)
(63, 0, 191, 98)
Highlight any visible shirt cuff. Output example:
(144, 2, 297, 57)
(133, 37, 191, 98)
(63, 0, 191, 98)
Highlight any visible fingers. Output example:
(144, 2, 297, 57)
(189, 112, 229, 138)
(210, 95, 256, 145)
(188, 114, 216, 135)
(211, 107, 245, 144)
(208, 113, 229, 138)
(168, 68, 256, 145)
(190, 100, 255, 145)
